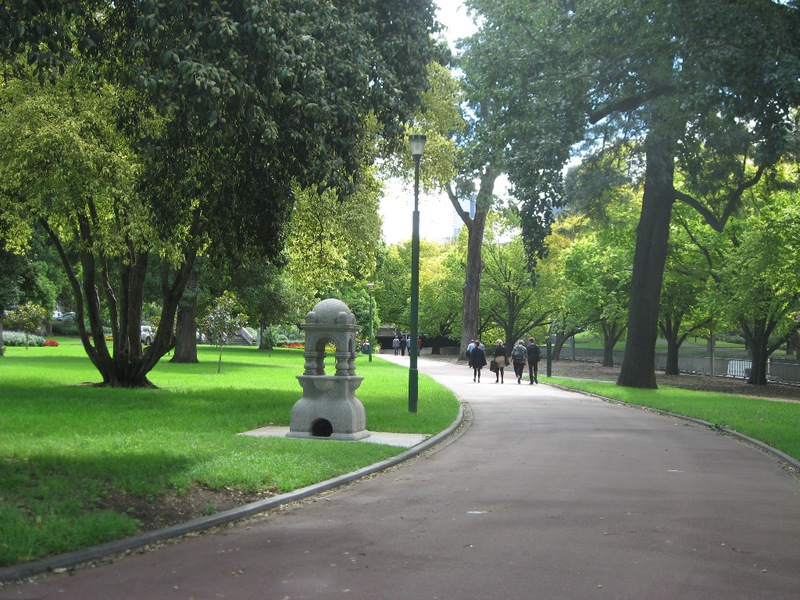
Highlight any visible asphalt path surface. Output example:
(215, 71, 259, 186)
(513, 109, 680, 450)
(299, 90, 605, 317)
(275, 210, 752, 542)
(6, 354, 800, 599)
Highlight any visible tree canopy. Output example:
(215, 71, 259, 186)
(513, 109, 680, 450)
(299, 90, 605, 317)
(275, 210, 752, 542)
(0, 1, 442, 386)
(465, 0, 800, 387)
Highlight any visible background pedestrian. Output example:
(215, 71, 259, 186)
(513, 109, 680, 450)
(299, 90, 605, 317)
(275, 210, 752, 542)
(493, 339, 507, 383)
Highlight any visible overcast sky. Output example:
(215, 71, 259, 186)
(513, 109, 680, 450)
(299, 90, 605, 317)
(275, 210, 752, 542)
(378, 1, 478, 245)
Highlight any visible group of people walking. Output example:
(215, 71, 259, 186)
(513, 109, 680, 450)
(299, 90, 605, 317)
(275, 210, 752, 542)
(466, 337, 541, 384)
(391, 334, 422, 357)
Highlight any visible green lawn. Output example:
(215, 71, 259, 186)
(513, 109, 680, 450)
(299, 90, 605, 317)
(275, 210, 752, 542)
(570, 333, 751, 357)
(4, 339, 797, 569)
(546, 376, 800, 462)
(0, 340, 459, 567)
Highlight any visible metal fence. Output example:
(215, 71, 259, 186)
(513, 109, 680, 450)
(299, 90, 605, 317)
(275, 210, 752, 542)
(558, 346, 800, 386)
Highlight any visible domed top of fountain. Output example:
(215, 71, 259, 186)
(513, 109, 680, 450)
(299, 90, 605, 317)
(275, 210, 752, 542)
(304, 298, 355, 326)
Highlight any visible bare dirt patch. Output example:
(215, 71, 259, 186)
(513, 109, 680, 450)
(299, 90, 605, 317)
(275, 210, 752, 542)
(96, 486, 280, 532)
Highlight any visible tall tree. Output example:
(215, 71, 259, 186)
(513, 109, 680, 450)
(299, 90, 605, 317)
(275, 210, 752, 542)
(1, 1, 440, 387)
(0, 247, 23, 356)
(395, 59, 506, 357)
(562, 230, 632, 368)
(480, 216, 550, 349)
(467, 0, 800, 388)
(714, 188, 800, 384)
(418, 241, 463, 352)
(658, 206, 714, 375)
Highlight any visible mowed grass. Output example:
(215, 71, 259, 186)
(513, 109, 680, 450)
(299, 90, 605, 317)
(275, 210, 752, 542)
(546, 377, 800, 461)
(0, 340, 460, 566)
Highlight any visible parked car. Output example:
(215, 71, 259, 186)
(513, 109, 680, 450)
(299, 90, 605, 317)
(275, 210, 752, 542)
(55, 311, 75, 322)
(140, 324, 154, 345)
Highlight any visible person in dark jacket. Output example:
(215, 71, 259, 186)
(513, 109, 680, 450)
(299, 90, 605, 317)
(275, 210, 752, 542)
(493, 339, 507, 383)
(526, 337, 541, 384)
(469, 339, 487, 382)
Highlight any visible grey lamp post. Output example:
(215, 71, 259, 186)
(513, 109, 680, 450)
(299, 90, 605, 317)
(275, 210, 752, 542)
(367, 282, 374, 362)
(408, 134, 426, 413)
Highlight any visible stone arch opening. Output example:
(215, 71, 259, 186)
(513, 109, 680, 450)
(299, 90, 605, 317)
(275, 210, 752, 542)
(310, 418, 334, 438)
(314, 337, 338, 376)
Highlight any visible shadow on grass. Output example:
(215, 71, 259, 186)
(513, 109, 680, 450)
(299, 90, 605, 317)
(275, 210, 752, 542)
(2, 450, 197, 498)
(0, 451, 199, 566)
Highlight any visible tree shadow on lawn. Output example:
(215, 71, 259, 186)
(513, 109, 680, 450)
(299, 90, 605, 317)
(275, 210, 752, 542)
(0, 450, 255, 565)
(3, 450, 196, 500)
(1, 381, 300, 436)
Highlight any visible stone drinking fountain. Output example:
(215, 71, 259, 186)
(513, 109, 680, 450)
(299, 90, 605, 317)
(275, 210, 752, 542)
(287, 298, 370, 441)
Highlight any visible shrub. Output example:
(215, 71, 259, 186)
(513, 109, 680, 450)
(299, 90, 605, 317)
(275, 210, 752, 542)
(51, 321, 79, 336)
(2, 332, 45, 347)
(5, 303, 48, 348)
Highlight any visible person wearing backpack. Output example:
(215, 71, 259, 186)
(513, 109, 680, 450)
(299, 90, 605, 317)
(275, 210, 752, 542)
(511, 339, 528, 384)
(526, 337, 541, 384)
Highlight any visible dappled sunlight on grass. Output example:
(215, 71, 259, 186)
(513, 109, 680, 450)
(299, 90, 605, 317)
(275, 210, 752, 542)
(0, 338, 460, 567)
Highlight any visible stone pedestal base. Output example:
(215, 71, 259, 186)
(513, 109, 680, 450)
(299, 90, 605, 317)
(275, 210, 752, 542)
(287, 375, 369, 441)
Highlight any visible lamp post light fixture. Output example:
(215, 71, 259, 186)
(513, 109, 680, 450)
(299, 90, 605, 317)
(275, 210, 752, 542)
(408, 134, 426, 413)
(367, 282, 374, 362)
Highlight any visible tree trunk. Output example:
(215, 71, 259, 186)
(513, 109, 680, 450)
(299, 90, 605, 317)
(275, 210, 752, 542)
(429, 335, 445, 355)
(617, 127, 676, 388)
(602, 324, 620, 367)
(744, 319, 770, 385)
(172, 270, 198, 363)
(459, 208, 488, 355)
(790, 330, 800, 361)
(172, 298, 198, 363)
(451, 170, 496, 358)
(660, 314, 681, 375)
(664, 335, 681, 375)
(41, 215, 195, 387)
(552, 333, 566, 360)
(602, 340, 615, 367)
(742, 319, 769, 385)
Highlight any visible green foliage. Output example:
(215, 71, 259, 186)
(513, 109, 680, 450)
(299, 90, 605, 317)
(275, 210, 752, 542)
(198, 292, 249, 373)
(1, 1, 440, 387)
(465, 0, 800, 386)
(479, 214, 550, 345)
(5, 302, 48, 349)
(285, 174, 383, 305)
(560, 199, 637, 364)
(418, 242, 464, 342)
(50, 320, 80, 337)
(1, 332, 45, 347)
(375, 243, 413, 328)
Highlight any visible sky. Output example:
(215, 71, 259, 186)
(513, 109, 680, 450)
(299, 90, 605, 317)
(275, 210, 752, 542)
(378, 1, 478, 245)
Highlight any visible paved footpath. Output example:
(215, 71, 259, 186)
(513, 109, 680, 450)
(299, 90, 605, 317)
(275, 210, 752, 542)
(5, 355, 800, 599)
